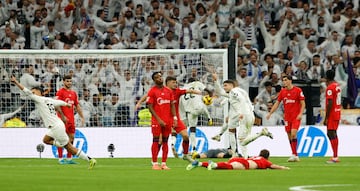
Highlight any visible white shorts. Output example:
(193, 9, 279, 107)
(46, 124, 69, 147)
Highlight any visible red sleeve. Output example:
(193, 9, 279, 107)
(146, 88, 155, 105)
(298, 87, 305, 101)
(277, 89, 284, 102)
(74, 91, 79, 106)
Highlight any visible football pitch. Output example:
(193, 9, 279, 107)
(0, 157, 359, 191)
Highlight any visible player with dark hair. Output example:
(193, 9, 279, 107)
(165, 76, 201, 162)
(10, 76, 96, 169)
(146, 71, 177, 170)
(266, 75, 305, 162)
(323, 69, 341, 163)
(213, 73, 273, 158)
(56, 74, 85, 164)
(186, 149, 289, 170)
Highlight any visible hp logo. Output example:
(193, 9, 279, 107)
(174, 128, 209, 157)
(52, 129, 88, 158)
(297, 126, 327, 157)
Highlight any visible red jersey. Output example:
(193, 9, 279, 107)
(278, 86, 305, 121)
(56, 88, 79, 124)
(248, 156, 272, 169)
(172, 88, 187, 116)
(325, 82, 341, 120)
(146, 86, 175, 125)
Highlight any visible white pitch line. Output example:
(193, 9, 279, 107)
(289, 184, 353, 191)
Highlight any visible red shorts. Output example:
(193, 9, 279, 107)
(327, 120, 339, 131)
(228, 157, 249, 169)
(151, 124, 172, 137)
(65, 123, 75, 134)
(284, 119, 301, 133)
(173, 119, 186, 133)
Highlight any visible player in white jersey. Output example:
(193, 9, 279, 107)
(212, 73, 273, 158)
(0, 106, 23, 127)
(10, 76, 96, 169)
(179, 78, 213, 152)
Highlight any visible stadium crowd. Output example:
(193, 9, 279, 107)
(0, 0, 360, 127)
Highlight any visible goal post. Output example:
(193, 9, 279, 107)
(0, 49, 229, 127)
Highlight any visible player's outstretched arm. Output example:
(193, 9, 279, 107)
(270, 164, 290, 170)
(10, 75, 25, 90)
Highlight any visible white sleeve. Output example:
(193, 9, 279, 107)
(214, 80, 228, 98)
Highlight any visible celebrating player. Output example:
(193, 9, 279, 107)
(56, 75, 85, 164)
(266, 75, 305, 162)
(179, 77, 213, 152)
(146, 71, 177, 170)
(10, 75, 96, 169)
(187, 149, 289, 170)
(213, 73, 273, 158)
(323, 70, 341, 163)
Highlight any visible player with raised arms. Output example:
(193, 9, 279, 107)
(10, 75, 96, 169)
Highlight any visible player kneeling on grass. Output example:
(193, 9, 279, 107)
(10, 76, 96, 169)
(187, 149, 289, 170)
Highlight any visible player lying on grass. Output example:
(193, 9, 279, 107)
(187, 149, 289, 170)
(10, 75, 96, 169)
(191, 148, 238, 159)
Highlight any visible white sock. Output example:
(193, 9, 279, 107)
(189, 132, 196, 150)
(242, 132, 262, 146)
(76, 150, 89, 161)
(171, 135, 177, 146)
(240, 144, 248, 158)
(229, 132, 237, 156)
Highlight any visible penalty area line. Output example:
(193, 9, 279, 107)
(289, 184, 353, 191)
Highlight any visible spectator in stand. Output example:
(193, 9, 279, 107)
(254, 101, 283, 126)
(246, 54, 261, 102)
(30, 18, 46, 49)
(93, 9, 120, 34)
(159, 30, 179, 49)
(79, 26, 103, 49)
(19, 64, 44, 123)
(258, 9, 290, 55)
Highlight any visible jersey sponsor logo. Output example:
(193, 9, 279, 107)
(174, 128, 209, 157)
(297, 126, 327, 157)
(51, 129, 88, 158)
(156, 98, 171, 105)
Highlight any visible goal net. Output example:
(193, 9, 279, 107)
(0, 49, 228, 128)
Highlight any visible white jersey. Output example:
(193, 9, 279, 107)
(22, 88, 68, 128)
(214, 80, 253, 118)
(180, 81, 207, 114)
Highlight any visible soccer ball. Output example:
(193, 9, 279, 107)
(202, 95, 213, 105)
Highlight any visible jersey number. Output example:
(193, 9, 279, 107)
(183, 87, 195, 100)
(46, 103, 56, 115)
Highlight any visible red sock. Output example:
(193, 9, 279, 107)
(151, 141, 161, 163)
(217, 162, 233, 169)
(182, 140, 189, 155)
(162, 141, 168, 163)
(202, 162, 209, 167)
(57, 147, 63, 158)
(330, 137, 338, 157)
(290, 139, 298, 156)
(67, 151, 72, 158)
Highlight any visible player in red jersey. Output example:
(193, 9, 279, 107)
(186, 149, 290, 170)
(323, 70, 341, 163)
(266, 75, 305, 162)
(165, 76, 201, 162)
(146, 72, 177, 170)
(56, 75, 85, 164)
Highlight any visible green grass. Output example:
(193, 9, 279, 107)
(0, 157, 359, 191)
